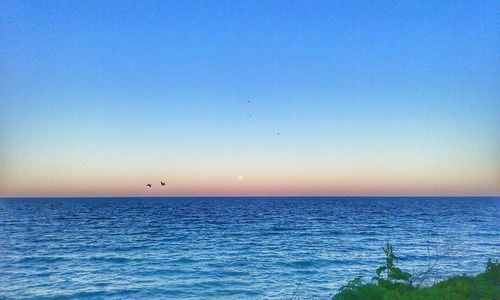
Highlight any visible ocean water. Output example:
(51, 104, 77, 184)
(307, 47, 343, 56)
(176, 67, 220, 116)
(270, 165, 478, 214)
(0, 197, 498, 299)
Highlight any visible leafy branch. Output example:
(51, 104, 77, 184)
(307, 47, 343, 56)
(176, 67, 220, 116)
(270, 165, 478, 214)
(372, 242, 412, 286)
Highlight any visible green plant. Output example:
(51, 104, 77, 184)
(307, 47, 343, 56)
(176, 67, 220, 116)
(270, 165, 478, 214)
(372, 242, 412, 286)
(333, 244, 499, 300)
(337, 277, 363, 294)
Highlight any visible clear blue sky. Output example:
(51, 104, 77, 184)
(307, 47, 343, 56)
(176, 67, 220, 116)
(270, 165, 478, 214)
(1, 1, 499, 196)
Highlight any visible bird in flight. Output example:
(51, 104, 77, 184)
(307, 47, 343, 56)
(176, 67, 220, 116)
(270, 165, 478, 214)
(146, 184, 152, 188)
(161, 181, 166, 186)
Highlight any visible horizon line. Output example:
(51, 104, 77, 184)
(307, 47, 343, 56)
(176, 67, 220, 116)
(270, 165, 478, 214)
(1, 195, 499, 199)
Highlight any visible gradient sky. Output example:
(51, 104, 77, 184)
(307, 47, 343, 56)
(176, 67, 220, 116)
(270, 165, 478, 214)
(1, 1, 499, 197)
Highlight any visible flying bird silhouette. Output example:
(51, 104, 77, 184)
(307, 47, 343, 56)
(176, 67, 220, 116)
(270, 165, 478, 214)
(161, 181, 166, 186)
(146, 184, 152, 188)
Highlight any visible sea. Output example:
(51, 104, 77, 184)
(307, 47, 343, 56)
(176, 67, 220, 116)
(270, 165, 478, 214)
(0, 197, 498, 299)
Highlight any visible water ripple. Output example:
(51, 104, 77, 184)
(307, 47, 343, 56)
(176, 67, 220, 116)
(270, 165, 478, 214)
(0, 197, 498, 299)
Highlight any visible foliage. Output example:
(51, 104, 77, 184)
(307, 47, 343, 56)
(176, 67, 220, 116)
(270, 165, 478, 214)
(373, 242, 413, 287)
(333, 244, 500, 300)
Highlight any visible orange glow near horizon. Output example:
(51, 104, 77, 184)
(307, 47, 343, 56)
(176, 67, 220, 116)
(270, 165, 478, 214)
(2, 167, 499, 197)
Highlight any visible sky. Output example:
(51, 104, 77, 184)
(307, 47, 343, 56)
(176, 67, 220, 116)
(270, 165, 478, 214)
(1, 0, 499, 197)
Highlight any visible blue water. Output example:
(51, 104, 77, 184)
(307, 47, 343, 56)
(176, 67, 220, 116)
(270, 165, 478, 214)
(0, 197, 498, 299)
